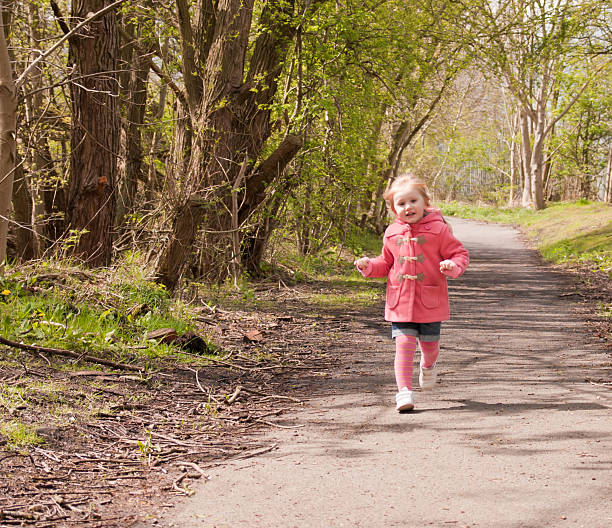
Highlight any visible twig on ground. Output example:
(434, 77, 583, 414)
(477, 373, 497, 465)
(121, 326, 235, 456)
(254, 419, 305, 429)
(241, 386, 302, 402)
(172, 473, 195, 496)
(0, 335, 143, 372)
(232, 444, 278, 460)
(226, 385, 242, 405)
(175, 461, 208, 478)
(589, 380, 612, 388)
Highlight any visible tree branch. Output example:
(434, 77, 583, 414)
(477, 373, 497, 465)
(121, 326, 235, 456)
(16, 0, 127, 90)
(118, 26, 189, 111)
(0, 335, 144, 372)
(543, 59, 611, 138)
(238, 134, 302, 224)
(49, 0, 70, 36)
(175, 0, 202, 111)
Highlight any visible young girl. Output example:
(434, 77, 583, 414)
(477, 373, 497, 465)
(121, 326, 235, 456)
(355, 176, 469, 412)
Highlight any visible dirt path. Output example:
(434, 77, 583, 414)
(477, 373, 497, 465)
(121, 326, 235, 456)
(149, 219, 611, 528)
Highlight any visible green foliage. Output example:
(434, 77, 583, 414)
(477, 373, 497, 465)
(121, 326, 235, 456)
(439, 201, 532, 223)
(274, 0, 465, 259)
(548, 63, 612, 200)
(137, 429, 161, 464)
(345, 230, 383, 258)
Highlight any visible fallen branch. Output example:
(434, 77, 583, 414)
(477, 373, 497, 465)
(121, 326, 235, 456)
(0, 335, 143, 372)
(232, 444, 278, 460)
(241, 386, 302, 403)
(589, 380, 612, 388)
(175, 461, 207, 478)
(255, 419, 305, 430)
(226, 385, 242, 405)
(172, 473, 195, 496)
(0, 509, 39, 521)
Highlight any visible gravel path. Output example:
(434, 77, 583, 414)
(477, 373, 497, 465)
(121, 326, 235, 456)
(151, 219, 611, 528)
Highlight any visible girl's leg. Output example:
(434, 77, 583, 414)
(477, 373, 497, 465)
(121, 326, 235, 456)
(394, 335, 417, 390)
(419, 340, 439, 390)
(419, 340, 440, 368)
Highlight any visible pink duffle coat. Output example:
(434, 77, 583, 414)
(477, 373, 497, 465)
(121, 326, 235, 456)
(359, 210, 469, 323)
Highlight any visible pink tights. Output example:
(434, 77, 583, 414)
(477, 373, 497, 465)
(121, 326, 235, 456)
(394, 336, 440, 390)
(419, 341, 440, 369)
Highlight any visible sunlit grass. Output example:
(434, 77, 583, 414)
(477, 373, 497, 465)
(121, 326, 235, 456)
(0, 257, 218, 366)
(308, 285, 382, 308)
(441, 200, 612, 274)
(598, 302, 612, 319)
(0, 420, 43, 449)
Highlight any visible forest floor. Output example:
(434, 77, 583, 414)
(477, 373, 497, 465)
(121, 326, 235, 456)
(1, 218, 611, 527)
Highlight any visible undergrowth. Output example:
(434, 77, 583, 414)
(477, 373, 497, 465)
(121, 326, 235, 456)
(0, 256, 217, 367)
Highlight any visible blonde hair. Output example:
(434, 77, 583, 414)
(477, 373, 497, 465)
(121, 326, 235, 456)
(383, 175, 432, 216)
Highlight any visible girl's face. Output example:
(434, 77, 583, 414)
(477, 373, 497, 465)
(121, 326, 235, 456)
(393, 187, 428, 223)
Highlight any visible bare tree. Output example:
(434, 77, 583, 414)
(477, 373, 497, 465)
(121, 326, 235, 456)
(455, 0, 610, 209)
(155, 0, 312, 289)
(0, 2, 16, 267)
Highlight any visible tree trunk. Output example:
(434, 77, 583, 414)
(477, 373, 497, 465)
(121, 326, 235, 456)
(41, 147, 66, 243)
(24, 3, 64, 255)
(605, 142, 612, 203)
(65, 0, 119, 266)
(117, 18, 151, 225)
(530, 125, 546, 210)
(145, 37, 169, 205)
(155, 197, 208, 287)
(528, 73, 550, 211)
(520, 108, 533, 207)
(10, 153, 36, 260)
(508, 110, 520, 206)
(240, 185, 289, 276)
(156, 0, 305, 289)
(0, 3, 16, 266)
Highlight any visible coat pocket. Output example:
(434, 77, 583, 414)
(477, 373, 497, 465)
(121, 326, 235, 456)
(386, 283, 401, 309)
(420, 285, 440, 309)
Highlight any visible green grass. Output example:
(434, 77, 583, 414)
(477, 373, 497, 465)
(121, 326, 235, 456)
(307, 280, 382, 308)
(0, 420, 44, 449)
(0, 256, 223, 452)
(440, 201, 534, 224)
(441, 200, 612, 274)
(0, 256, 218, 367)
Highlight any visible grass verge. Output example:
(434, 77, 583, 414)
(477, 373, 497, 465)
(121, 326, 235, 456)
(440, 199, 612, 275)
(441, 199, 612, 340)
(0, 258, 217, 362)
(0, 256, 220, 448)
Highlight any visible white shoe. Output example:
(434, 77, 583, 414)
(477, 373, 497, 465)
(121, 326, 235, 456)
(395, 387, 414, 412)
(419, 363, 437, 390)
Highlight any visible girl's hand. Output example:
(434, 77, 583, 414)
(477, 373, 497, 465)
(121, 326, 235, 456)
(354, 257, 371, 271)
(439, 260, 456, 273)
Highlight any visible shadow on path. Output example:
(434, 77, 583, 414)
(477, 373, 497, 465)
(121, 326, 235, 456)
(161, 219, 612, 528)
